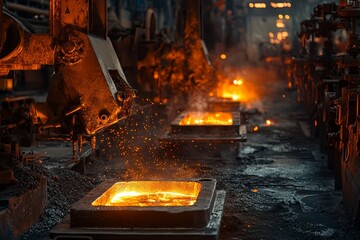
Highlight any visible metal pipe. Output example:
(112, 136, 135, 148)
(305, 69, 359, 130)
(6, 2, 49, 16)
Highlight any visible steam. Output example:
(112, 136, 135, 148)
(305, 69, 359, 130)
(187, 94, 208, 111)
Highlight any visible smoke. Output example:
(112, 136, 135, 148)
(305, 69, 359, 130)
(187, 93, 208, 111)
(213, 64, 281, 112)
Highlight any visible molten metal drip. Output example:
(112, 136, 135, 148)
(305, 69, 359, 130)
(92, 181, 202, 207)
(179, 112, 233, 125)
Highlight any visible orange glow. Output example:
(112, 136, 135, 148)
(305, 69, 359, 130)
(288, 81, 292, 89)
(0, 79, 13, 91)
(270, 2, 291, 8)
(180, 112, 233, 125)
(215, 76, 258, 103)
(220, 53, 227, 60)
(249, 2, 267, 8)
(269, 32, 274, 38)
(253, 126, 259, 132)
(282, 31, 289, 38)
(285, 14, 290, 20)
(92, 181, 202, 207)
(153, 71, 159, 79)
(255, 3, 266, 8)
(265, 119, 272, 126)
(251, 188, 260, 193)
(276, 20, 285, 28)
(278, 14, 283, 19)
(233, 79, 244, 86)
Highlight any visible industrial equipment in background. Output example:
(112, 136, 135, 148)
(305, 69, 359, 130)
(246, 0, 294, 63)
(112, 0, 217, 103)
(109, 0, 249, 104)
(290, 0, 360, 224)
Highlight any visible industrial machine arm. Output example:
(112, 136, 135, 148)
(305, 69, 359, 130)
(0, 0, 135, 160)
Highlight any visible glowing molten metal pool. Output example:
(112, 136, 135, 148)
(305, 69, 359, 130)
(179, 112, 233, 126)
(92, 181, 202, 207)
(51, 179, 226, 240)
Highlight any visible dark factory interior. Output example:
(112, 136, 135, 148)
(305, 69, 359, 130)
(2, 0, 360, 239)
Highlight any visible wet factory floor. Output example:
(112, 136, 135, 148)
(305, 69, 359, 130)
(17, 70, 360, 240)
(216, 86, 360, 240)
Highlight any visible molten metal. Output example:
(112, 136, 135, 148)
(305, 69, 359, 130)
(214, 77, 258, 102)
(92, 181, 202, 207)
(179, 112, 233, 125)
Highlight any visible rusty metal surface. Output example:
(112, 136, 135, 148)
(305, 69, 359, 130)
(38, 32, 135, 135)
(0, 0, 135, 160)
(0, 176, 47, 240)
(0, 12, 53, 72)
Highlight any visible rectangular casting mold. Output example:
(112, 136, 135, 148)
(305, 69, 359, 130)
(70, 179, 216, 228)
